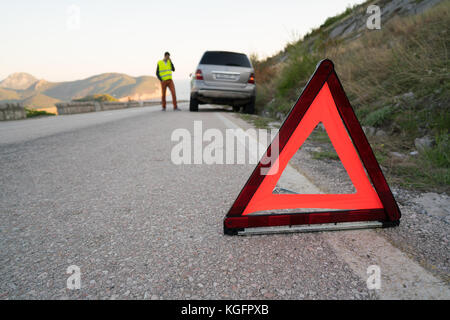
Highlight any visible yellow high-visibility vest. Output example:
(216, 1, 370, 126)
(158, 60, 173, 81)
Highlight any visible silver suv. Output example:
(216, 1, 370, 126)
(189, 51, 256, 113)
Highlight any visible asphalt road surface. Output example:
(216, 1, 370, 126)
(1, 104, 449, 299)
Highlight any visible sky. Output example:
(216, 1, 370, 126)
(0, 0, 366, 82)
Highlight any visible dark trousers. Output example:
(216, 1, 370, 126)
(161, 79, 177, 109)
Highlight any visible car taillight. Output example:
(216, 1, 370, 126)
(248, 73, 255, 84)
(195, 69, 203, 80)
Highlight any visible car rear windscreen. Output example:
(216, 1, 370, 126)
(200, 52, 251, 67)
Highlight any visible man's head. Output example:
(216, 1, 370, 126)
(164, 52, 170, 61)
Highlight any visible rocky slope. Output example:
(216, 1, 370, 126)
(252, 0, 449, 192)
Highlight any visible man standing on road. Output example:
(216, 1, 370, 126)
(156, 52, 179, 111)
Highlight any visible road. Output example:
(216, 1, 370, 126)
(1, 104, 449, 299)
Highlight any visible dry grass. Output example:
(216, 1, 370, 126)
(327, 5, 449, 108)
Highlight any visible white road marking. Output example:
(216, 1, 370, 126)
(323, 231, 450, 299)
(214, 112, 265, 163)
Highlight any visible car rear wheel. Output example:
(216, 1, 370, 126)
(243, 97, 255, 114)
(189, 95, 199, 111)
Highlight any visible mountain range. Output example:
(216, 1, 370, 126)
(0, 72, 161, 108)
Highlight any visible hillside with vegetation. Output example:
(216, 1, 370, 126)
(0, 72, 160, 109)
(249, 0, 449, 192)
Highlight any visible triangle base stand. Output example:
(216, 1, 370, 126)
(226, 219, 400, 236)
(235, 221, 399, 236)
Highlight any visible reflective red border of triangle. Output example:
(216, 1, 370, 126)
(224, 59, 401, 235)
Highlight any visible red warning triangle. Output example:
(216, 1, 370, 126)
(224, 59, 401, 235)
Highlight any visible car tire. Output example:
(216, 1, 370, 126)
(244, 97, 255, 114)
(189, 95, 199, 112)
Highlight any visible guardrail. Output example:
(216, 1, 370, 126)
(55, 100, 161, 115)
(0, 103, 27, 121)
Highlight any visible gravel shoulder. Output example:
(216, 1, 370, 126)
(233, 114, 449, 285)
(286, 129, 450, 284)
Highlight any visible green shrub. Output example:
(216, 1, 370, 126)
(422, 132, 450, 168)
(25, 108, 55, 118)
(276, 53, 319, 99)
(355, 106, 371, 121)
(362, 105, 396, 127)
(319, 6, 354, 29)
(73, 94, 118, 102)
(312, 150, 339, 161)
